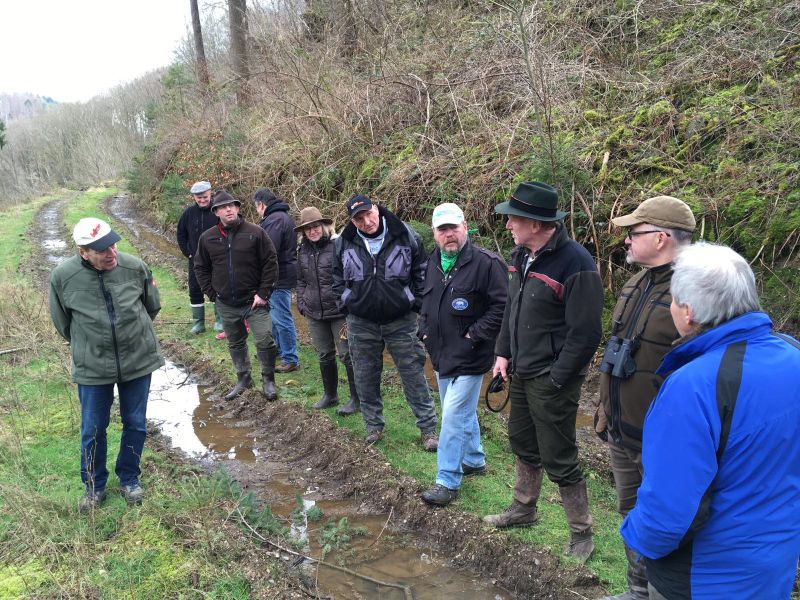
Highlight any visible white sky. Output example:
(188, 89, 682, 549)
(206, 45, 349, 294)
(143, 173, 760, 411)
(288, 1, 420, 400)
(0, 1, 192, 103)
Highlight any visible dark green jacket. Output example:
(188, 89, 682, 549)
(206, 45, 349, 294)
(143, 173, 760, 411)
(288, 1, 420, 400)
(49, 253, 164, 385)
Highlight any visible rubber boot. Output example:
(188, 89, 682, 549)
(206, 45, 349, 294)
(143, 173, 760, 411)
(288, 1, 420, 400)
(257, 348, 278, 401)
(190, 305, 206, 334)
(213, 303, 224, 331)
(483, 459, 542, 528)
(224, 347, 253, 401)
(336, 362, 361, 416)
(560, 479, 595, 564)
(314, 360, 339, 409)
(599, 545, 649, 599)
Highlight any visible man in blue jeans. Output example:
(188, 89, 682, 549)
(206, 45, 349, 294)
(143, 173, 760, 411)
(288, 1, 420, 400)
(254, 188, 299, 372)
(49, 218, 164, 511)
(418, 203, 508, 506)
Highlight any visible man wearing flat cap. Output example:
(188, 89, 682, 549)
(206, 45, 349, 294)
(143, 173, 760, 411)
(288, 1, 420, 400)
(194, 191, 280, 401)
(595, 195, 695, 600)
(49, 218, 165, 511)
(485, 181, 603, 564)
(333, 194, 439, 450)
(177, 181, 222, 335)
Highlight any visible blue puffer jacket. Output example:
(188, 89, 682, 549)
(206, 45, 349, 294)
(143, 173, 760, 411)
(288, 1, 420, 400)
(621, 311, 800, 599)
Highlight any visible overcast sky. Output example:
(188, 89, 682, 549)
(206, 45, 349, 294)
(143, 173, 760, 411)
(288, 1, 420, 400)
(0, 1, 193, 103)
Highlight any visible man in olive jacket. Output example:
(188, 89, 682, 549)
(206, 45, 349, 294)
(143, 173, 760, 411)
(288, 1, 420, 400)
(486, 182, 603, 564)
(49, 218, 164, 511)
(595, 196, 695, 600)
(194, 191, 280, 401)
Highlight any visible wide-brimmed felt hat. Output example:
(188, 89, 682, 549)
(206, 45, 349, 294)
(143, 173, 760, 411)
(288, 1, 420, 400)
(494, 181, 566, 221)
(211, 191, 241, 210)
(294, 206, 333, 231)
(611, 195, 696, 231)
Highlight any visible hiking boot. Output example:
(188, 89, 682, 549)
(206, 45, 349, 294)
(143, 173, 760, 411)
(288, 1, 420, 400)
(421, 484, 458, 507)
(276, 362, 299, 373)
(421, 431, 438, 452)
(313, 360, 339, 409)
(462, 463, 486, 476)
(482, 500, 539, 528)
(365, 429, 383, 445)
(560, 479, 595, 564)
(121, 483, 144, 505)
(78, 489, 106, 512)
(190, 305, 206, 334)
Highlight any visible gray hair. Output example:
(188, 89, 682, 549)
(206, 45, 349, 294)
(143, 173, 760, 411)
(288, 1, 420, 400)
(662, 227, 693, 246)
(671, 242, 761, 328)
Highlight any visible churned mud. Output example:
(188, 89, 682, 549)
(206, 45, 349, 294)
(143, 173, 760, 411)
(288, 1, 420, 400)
(28, 191, 610, 598)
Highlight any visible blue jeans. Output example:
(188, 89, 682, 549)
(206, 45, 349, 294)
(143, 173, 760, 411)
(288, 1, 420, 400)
(435, 373, 485, 490)
(78, 374, 151, 492)
(269, 288, 298, 365)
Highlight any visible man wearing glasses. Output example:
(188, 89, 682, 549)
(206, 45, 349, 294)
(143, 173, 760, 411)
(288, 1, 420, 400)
(594, 195, 695, 600)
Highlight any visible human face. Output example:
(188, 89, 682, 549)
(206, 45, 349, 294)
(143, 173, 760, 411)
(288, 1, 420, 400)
(214, 202, 240, 226)
(351, 205, 380, 235)
(193, 190, 212, 209)
(670, 297, 694, 337)
(433, 222, 467, 255)
(505, 215, 538, 250)
(623, 224, 670, 266)
(79, 244, 118, 271)
(303, 222, 324, 242)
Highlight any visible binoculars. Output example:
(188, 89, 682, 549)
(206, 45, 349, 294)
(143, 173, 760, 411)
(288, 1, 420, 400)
(599, 336, 637, 379)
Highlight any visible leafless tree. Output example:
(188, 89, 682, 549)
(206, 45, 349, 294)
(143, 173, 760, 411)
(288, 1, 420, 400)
(190, 0, 212, 98)
(228, 0, 251, 107)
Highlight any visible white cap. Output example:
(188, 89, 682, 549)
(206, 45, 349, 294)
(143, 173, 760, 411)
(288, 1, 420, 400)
(73, 218, 121, 250)
(190, 181, 212, 194)
(432, 203, 465, 228)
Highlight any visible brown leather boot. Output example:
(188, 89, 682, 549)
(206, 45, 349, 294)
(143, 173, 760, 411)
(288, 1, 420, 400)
(483, 458, 542, 528)
(560, 479, 595, 563)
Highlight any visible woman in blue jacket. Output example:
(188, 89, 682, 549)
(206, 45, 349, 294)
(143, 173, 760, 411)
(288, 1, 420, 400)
(621, 242, 800, 599)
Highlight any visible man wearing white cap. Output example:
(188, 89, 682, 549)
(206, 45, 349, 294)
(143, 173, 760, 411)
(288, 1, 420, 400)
(177, 181, 222, 335)
(49, 218, 164, 511)
(419, 203, 507, 506)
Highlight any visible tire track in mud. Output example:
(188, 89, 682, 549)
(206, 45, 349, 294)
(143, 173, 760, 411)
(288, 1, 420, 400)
(95, 191, 607, 599)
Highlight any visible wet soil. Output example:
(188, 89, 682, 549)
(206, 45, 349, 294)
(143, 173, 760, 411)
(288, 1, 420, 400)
(30, 191, 610, 598)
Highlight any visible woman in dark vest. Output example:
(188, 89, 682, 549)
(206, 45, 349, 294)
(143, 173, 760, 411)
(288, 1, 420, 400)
(295, 207, 359, 414)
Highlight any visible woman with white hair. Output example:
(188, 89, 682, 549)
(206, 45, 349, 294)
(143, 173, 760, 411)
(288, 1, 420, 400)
(295, 207, 359, 414)
(620, 242, 800, 599)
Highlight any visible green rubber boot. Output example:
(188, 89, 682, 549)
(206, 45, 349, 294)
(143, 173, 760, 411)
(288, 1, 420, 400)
(190, 305, 206, 334)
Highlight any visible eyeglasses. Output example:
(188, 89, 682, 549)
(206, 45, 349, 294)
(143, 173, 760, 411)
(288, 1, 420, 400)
(625, 229, 670, 239)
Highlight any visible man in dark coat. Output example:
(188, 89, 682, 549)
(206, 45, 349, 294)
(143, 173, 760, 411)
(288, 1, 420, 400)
(418, 203, 507, 506)
(176, 181, 221, 334)
(254, 188, 299, 372)
(194, 191, 280, 401)
(486, 182, 604, 564)
(333, 194, 438, 450)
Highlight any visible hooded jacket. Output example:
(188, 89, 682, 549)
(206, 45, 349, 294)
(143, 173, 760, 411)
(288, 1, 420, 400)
(621, 312, 800, 599)
(420, 240, 508, 378)
(332, 205, 427, 324)
(49, 252, 164, 385)
(259, 198, 298, 289)
(194, 218, 278, 307)
(494, 222, 603, 383)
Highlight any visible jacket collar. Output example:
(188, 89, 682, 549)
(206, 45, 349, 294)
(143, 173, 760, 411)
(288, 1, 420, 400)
(431, 239, 475, 269)
(341, 205, 405, 242)
(511, 221, 569, 268)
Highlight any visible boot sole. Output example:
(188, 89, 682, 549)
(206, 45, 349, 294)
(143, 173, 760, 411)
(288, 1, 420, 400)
(484, 516, 539, 529)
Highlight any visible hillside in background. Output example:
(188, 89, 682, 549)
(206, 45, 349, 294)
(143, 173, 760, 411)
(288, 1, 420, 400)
(3, 0, 798, 329)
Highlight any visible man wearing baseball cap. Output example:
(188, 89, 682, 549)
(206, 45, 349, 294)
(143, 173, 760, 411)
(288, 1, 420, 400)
(332, 194, 439, 450)
(595, 195, 695, 600)
(193, 191, 280, 401)
(49, 218, 165, 511)
(485, 181, 603, 564)
(418, 203, 507, 506)
(177, 181, 223, 335)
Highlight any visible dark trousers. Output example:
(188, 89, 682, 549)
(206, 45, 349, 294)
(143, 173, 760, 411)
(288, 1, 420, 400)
(307, 316, 351, 366)
(507, 372, 585, 486)
(188, 258, 204, 305)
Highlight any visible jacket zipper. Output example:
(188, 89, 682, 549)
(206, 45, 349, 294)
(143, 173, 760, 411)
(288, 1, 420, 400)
(98, 272, 123, 382)
(313, 246, 324, 319)
(226, 229, 237, 305)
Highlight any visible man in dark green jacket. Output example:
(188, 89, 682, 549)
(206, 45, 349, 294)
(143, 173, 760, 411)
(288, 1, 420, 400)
(485, 182, 603, 564)
(49, 218, 164, 512)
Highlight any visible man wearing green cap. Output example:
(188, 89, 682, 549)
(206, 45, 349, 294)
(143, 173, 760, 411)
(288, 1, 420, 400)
(485, 181, 604, 564)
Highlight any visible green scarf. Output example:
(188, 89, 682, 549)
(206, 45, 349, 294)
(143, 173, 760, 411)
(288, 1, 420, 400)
(440, 251, 459, 273)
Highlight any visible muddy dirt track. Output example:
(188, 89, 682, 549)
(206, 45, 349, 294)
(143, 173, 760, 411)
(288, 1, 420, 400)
(28, 191, 611, 599)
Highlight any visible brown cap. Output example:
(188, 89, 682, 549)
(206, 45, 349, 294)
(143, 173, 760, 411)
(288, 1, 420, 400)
(611, 195, 696, 231)
(294, 206, 333, 231)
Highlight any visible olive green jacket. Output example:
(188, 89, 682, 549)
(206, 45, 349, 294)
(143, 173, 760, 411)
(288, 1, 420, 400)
(49, 253, 164, 385)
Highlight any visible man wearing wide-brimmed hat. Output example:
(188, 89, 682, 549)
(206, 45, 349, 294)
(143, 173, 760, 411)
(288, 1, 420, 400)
(49, 218, 165, 511)
(484, 182, 604, 564)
